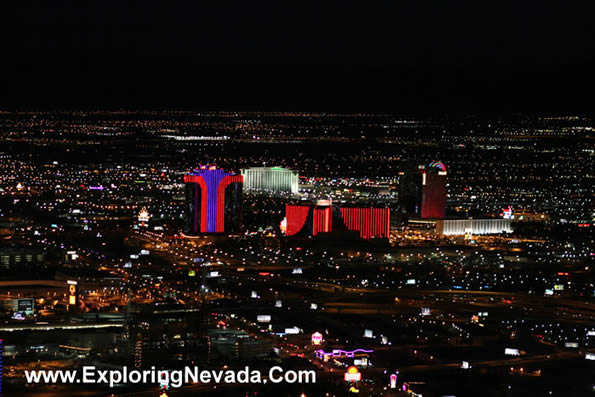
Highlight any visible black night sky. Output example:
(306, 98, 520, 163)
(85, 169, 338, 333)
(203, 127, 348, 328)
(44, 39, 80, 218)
(1, 2, 594, 113)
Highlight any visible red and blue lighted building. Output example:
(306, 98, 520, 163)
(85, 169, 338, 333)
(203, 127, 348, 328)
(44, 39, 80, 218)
(184, 166, 243, 235)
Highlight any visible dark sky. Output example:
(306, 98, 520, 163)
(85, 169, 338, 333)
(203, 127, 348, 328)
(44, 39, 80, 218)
(1, 2, 593, 113)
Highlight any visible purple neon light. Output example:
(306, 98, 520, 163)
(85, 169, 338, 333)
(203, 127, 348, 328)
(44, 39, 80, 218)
(89, 186, 104, 190)
(315, 348, 373, 358)
(190, 168, 235, 233)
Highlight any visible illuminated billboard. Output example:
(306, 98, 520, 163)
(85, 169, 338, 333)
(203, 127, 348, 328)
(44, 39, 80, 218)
(256, 315, 271, 323)
(67, 280, 78, 306)
(311, 332, 323, 345)
(344, 366, 361, 382)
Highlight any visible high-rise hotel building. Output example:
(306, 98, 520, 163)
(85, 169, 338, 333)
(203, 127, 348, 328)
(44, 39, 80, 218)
(400, 161, 447, 219)
(184, 166, 243, 235)
(241, 167, 299, 194)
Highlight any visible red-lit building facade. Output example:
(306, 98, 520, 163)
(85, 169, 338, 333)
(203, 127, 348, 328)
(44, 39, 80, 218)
(400, 161, 446, 219)
(284, 202, 390, 240)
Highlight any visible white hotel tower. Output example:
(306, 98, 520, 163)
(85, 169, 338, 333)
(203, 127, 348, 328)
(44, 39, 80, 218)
(241, 167, 299, 194)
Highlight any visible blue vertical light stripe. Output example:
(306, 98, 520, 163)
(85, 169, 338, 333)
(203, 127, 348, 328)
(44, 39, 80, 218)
(190, 168, 234, 233)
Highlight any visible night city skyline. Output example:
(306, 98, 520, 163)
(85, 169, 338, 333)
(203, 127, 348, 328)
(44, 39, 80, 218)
(0, 3, 594, 397)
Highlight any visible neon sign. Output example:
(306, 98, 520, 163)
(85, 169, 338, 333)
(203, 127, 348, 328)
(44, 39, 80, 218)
(311, 332, 323, 345)
(344, 366, 361, 382)
(429, 161, 446, 171)
(315, 348, 373, 359)
(390, 373, 397, 388)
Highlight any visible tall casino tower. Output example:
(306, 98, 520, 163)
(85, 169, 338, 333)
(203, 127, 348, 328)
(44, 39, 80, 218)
(421, 161, 447, 219)
(184, 166, 243, 235)
(400, 161, 446, 220)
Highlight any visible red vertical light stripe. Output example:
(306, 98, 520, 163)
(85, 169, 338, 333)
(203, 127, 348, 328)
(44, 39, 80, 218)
(216, 175, 243, 233)
(183, 175, 209, 233)
(339, 207, 390, 239)
(286, 205, 310, 236)
(312, 207, 332, 236)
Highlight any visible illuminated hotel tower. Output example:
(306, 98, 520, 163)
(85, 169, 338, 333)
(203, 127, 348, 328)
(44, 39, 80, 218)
(400, 161, 447, 219)
(184, 166, 243, 235)
(241, 167, 299, 194)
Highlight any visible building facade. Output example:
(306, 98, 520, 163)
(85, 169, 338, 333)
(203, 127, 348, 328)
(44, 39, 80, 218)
(184, 166, 243, 235)
(400, 161, 446, 219)
(284, 202, 390, 239)
(241, 167, 299, 194)
(436, 218, 513, 235)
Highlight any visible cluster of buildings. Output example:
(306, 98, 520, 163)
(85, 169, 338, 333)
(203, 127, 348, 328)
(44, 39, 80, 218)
(182, 162, 513, 240)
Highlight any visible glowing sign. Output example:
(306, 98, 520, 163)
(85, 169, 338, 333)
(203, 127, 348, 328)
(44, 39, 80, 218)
(585, 353, 595, 360)
(421, 307, 430, 316)
(311, 332, 323, 345)
(428, 161, 446, 171)
(364, 329, 373, 338)
(344, 366, 361, 382)
(315, 348, 373, 359)
(504, 348, 520, 356)
(390, 373, 397, 388)
(68, 280, 77, 306)
(353, 357, 368, 366)
(257, 315, 271, 323)
(285, 327, 300, 335)
(501, 206, 513, 219)
(138, 207, 150, 224)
